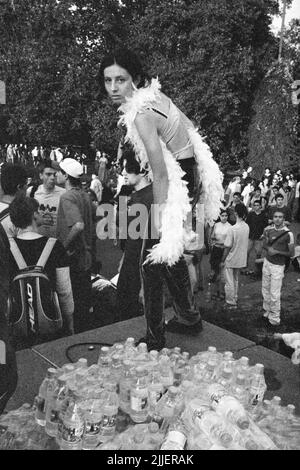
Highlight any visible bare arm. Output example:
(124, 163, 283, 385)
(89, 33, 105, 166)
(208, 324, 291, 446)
(135, 112, 168, 206)
(64, 222, 84, 250)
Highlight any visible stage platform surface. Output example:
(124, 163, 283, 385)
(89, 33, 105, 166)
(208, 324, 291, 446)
(6, 316, 300, 413)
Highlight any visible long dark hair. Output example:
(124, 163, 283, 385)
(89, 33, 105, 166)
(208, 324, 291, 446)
(99, 48, 150, 91)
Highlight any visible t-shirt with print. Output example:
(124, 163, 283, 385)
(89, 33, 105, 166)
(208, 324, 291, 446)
(263, 226, 294, 266)
(34, 185, 66, 237)
(224, 221, 249, 268)
(56, 187, 93, 272)
(0, 201, 18, 238)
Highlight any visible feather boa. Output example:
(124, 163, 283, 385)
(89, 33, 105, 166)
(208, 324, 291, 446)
(118, 79, 223, 265)
(188, 128, 224, 225)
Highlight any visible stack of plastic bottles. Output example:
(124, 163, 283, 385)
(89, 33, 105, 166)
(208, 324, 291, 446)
(1, 339, 300, 450)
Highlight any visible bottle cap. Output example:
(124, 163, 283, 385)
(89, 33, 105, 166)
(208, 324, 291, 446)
(236, 416, 250, 430)
(148, 422, 159, 433)
(239, 356, 249, 366)
(48, 367, 57, 377)
(220, 432, 233, 447)
(208, 346, 217, 353)
(77, 358, 88, 367)
(126, 337, 135, 343)
(224, 351, 233, 359)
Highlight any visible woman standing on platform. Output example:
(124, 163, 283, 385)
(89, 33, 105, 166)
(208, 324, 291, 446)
(99, 49, 223, 350)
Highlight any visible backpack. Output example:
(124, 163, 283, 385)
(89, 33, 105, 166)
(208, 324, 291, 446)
(8, 237, 63, 343)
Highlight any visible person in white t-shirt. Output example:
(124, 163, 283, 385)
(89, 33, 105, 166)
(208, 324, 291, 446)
(33, 160, 66, 237)
(90, 174, 103, 203)
(209, 208, 231, 299)
(221, 203, 249, 309)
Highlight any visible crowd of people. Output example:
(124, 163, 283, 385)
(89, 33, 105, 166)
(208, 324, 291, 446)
(208, 167, 300, 328)
(0, 48, 299, 416)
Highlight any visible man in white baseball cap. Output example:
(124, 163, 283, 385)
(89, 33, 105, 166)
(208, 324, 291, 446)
(56, 158, 94, 333)
(59, 157, 83, 179)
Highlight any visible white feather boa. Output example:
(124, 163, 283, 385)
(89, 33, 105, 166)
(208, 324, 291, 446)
(118, 79, 223, 265)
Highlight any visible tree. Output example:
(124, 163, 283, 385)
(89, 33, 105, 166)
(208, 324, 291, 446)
(0, 0, 126, 147)
(247, 61, 298, 177)
(95, 0, 280, 168)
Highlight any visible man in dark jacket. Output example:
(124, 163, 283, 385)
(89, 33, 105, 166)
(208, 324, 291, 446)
(0, 224, 18, 414)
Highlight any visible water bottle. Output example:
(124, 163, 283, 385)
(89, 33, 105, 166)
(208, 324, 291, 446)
(201, 359, 218, 385)
(160, 418, 187, 450)
(154, 386, 182, 431)
(81, 397, 103, 450)
(136, 343, 149, 367)
(148, 368, 164, 419)
(208, 383, 250, 430)
(45, 375, 69, 438)
(75, 358, 88, 370)
(215, 351, 233, 379)
(130, 367, 149, 423)
(248, 363, 267, 406)
(160, 347, 171, 357)
(173, 360, 186, 386)
(124, 337, 136, 359)
(230, 373, 249, 408)
(217, 363, 234, 392)
(59, 391, 85, 450)
(158, 356, 174, 390)
(111, 354, 123, 390)
(146, 422, 164, 450)
(122, 429, 148, 450)
(98, 346, 112, 369)
(181, 352, 190, 363)
(185, 399, 233, 448)
(119, 360, 135, 414)
(187, 429, 212, 450)
(34, 368, 57, 426)
(98, 384, 119, 444)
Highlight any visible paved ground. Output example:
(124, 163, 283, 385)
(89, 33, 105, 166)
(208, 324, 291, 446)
(96, 221, 300, 359)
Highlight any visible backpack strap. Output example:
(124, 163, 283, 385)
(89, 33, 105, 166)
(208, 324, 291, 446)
(0, 206, 10, 223)
(36, 237, 56, 268)
(9, 238, 27, 270)
(269, 230, 291, 246)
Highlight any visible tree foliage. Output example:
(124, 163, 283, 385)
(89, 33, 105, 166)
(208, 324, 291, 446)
(1, 0, 298, 172)
(247, 61, 298, 177)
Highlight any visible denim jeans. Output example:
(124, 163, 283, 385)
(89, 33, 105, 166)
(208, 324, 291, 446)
(141, 256, 200, 345)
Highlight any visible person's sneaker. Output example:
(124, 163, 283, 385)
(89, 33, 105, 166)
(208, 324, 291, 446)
(268, 318, 280, 326)
(224, 303, 237, 310)
(135, 336, 166, 352)
(165, 318, 203, 336)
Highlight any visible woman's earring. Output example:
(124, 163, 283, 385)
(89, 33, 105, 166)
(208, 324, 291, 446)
(132, 82, 138, 91)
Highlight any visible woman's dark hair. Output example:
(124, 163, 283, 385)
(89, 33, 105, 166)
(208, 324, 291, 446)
(99, 48, 149, 91)
(9, 195, 39, 229)
(220, 208, 229, 216)
(234, 203, 248, 220)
